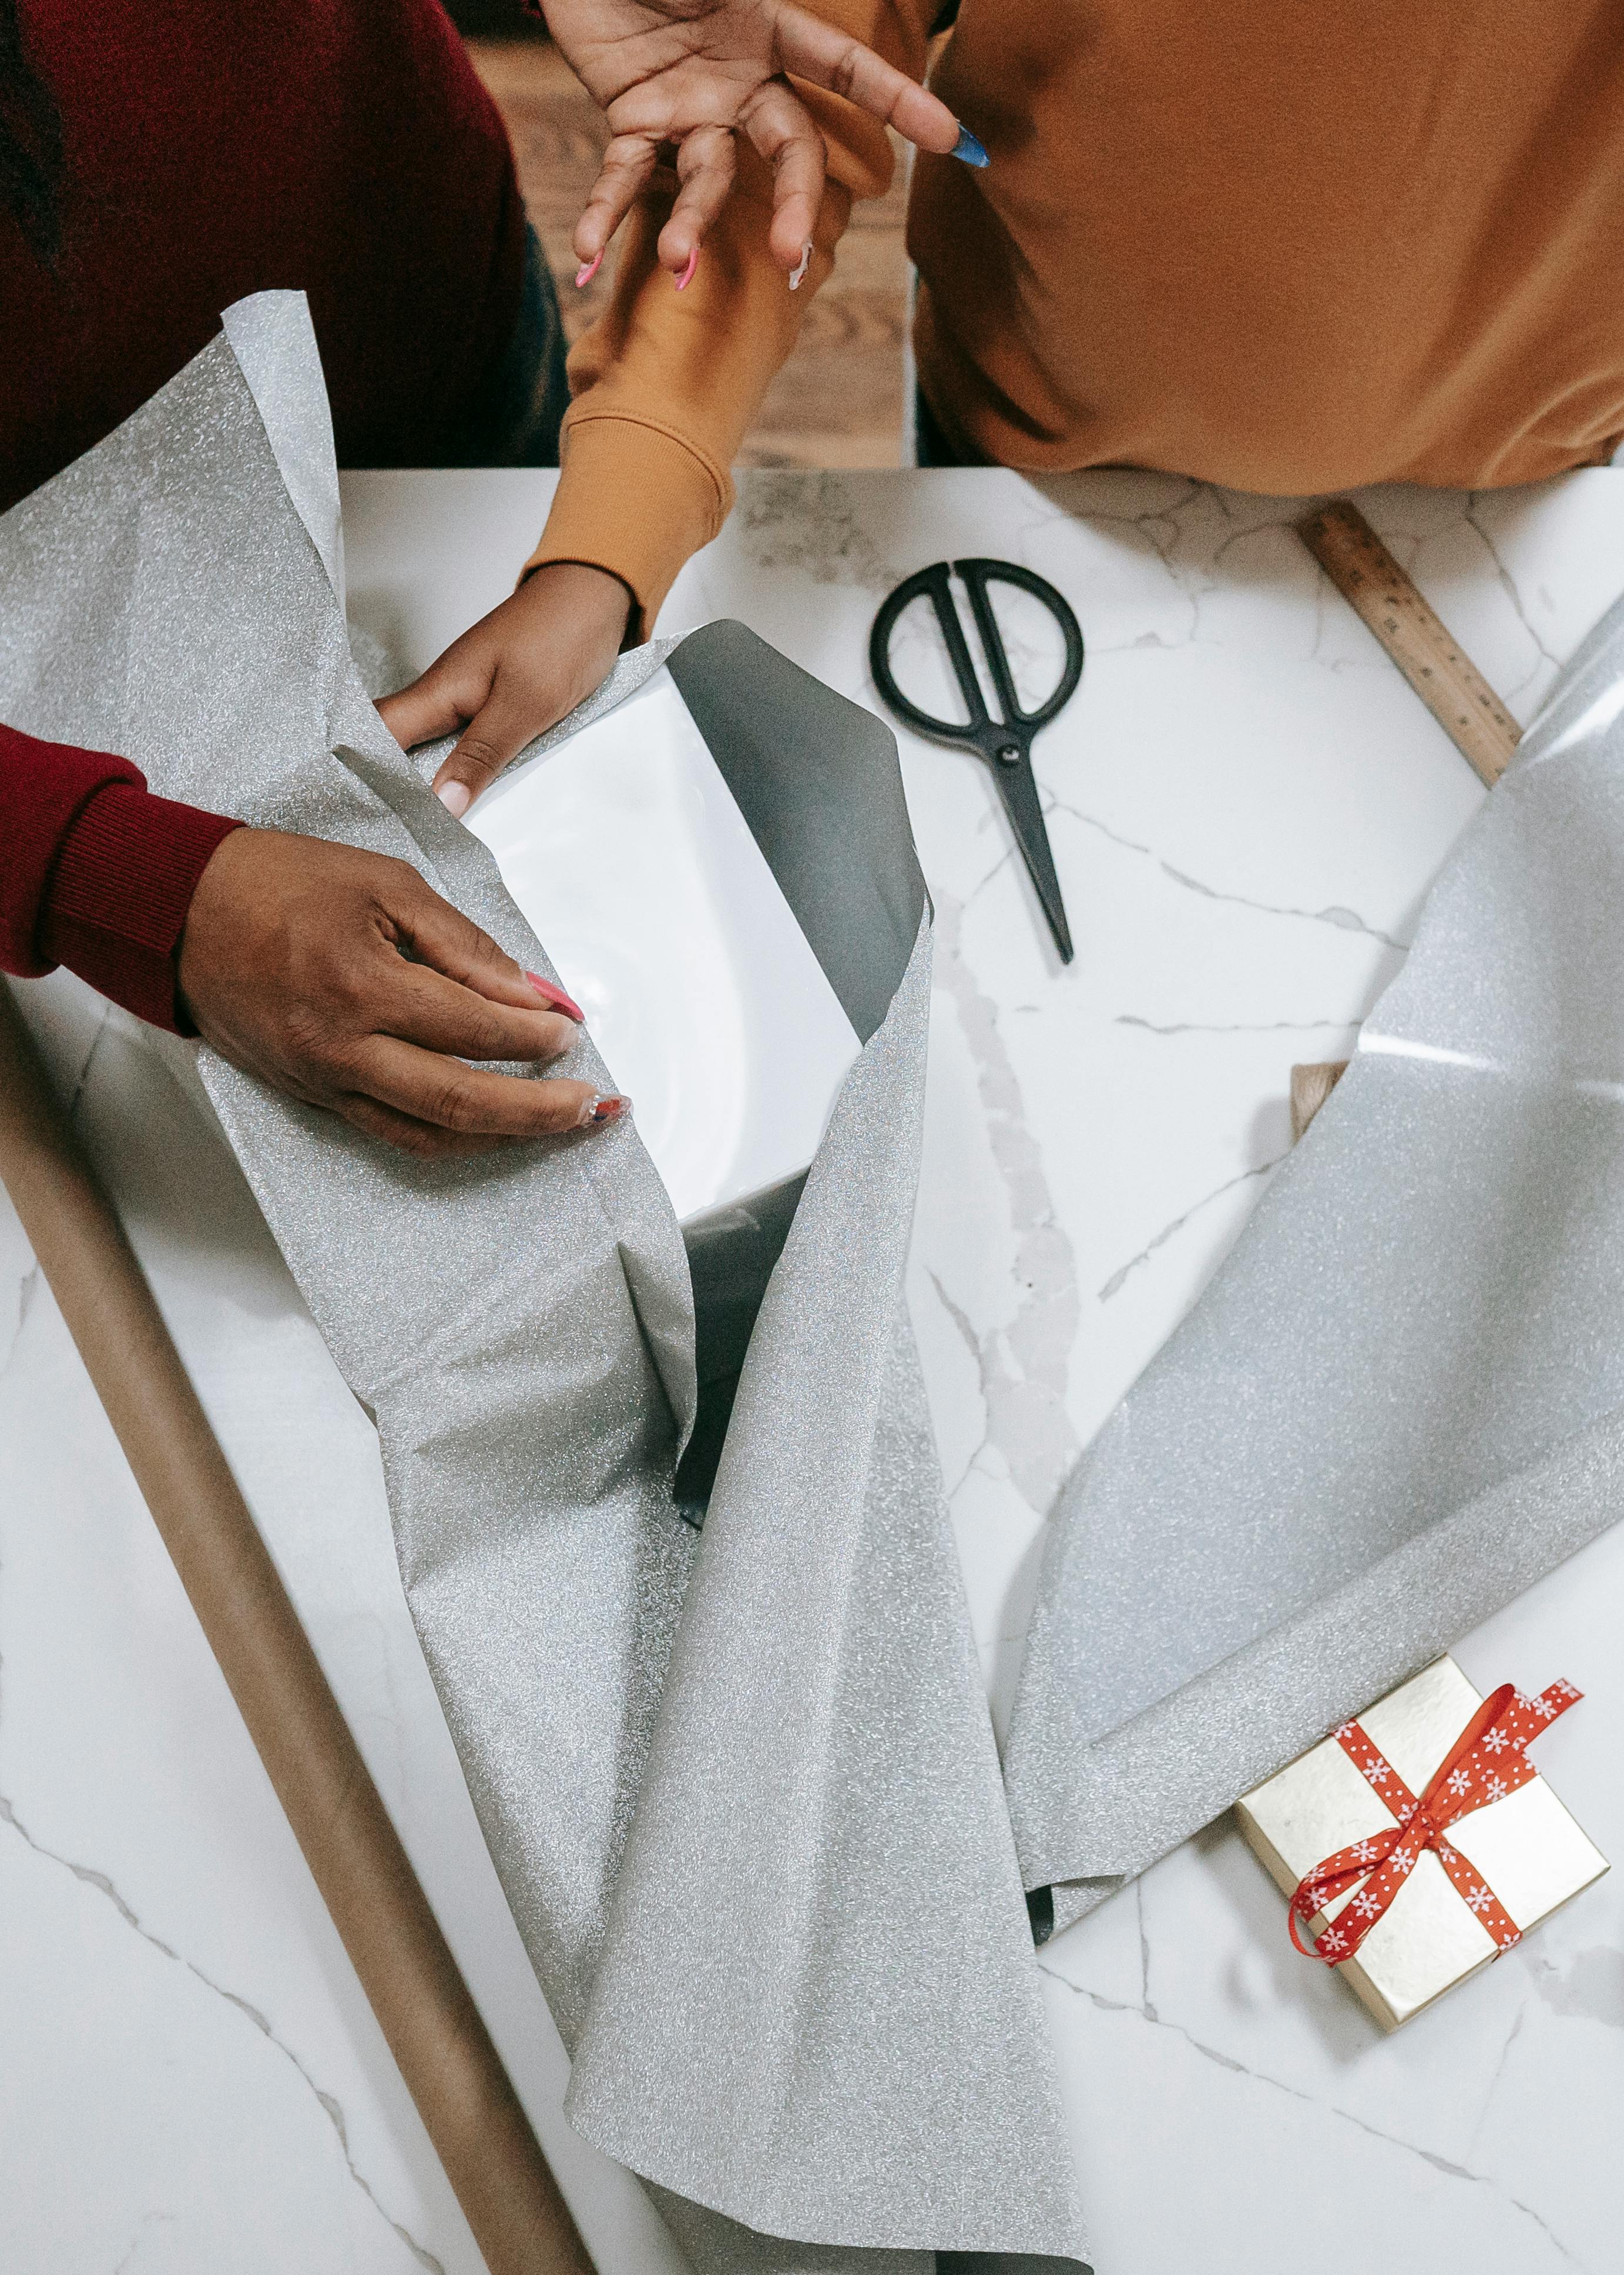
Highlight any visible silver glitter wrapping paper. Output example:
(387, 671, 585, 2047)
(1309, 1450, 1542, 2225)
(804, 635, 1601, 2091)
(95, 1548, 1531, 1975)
(0, 296, 1085, 2270)
(1005, 580, 1624, 1938)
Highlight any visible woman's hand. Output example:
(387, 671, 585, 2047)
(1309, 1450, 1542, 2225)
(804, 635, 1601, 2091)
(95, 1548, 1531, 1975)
(541, 0, 972, 280)
(177, 829, 625, 1159)
(377, 559, 633, 818)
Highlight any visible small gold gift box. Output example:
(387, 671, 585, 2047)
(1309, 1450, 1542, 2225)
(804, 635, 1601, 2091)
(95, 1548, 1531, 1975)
(1236, 1657, 1608, 2029)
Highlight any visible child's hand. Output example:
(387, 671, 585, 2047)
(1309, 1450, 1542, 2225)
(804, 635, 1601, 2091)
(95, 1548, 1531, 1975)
(376, 561, 634, 818)
(540, 0, 971, 282)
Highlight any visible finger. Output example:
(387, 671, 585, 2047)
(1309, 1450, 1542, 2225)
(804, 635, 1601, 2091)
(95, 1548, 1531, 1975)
(337, 1085, 623, 1158)
(386, 879, 556, 1015)
(770, 4, 963, 156)
(349, 1039, 612, 1138)
(574, 133, 660, 266)
(377, 649, 492, 755)
(335, 1093, 515, 1161)
(741, 83, 828, 272)
(657, 126, 738, 273)
(384, 961, 581, 1064)
(429, 684, 546, 816)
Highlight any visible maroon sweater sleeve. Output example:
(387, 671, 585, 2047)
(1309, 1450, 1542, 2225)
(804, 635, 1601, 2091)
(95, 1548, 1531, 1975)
(1, 722, 243, 1033)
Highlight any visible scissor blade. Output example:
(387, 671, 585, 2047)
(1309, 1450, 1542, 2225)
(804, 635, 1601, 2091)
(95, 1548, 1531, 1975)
(989, 748, 1074, 963)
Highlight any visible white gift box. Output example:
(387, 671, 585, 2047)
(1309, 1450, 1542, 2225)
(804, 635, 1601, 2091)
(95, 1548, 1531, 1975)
(465, 664, 862, 1225)
(460, 622, 923, 1503)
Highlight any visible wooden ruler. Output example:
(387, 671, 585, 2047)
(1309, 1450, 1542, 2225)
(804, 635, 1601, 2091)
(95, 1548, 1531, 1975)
(1297, 500, 1521, 786)
(1287, 501, 1521, 1137)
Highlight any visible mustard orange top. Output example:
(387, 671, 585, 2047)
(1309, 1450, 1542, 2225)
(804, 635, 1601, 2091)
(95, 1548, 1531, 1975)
(531, 0, 1624, 635)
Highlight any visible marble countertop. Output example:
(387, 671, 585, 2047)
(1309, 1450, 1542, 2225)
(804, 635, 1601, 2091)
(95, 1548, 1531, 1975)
(5, 464, 1624, 2274)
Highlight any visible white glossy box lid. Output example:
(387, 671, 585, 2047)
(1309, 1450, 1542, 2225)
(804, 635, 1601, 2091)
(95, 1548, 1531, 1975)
(466, 666, 863, 1224)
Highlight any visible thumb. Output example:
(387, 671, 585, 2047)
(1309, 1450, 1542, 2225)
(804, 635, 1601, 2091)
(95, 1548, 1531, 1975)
(429, 688, 541, 819)
(376, 652, 488, 758)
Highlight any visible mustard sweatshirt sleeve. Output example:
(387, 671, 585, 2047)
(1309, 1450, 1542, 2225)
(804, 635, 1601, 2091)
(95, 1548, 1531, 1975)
(526, 1, 937, 637)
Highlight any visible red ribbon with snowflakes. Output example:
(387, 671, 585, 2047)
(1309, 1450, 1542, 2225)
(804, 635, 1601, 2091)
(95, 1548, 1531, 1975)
(1289, 1677, 1582, 1965)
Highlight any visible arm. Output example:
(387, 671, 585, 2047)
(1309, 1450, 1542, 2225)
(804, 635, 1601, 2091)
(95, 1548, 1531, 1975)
(380, 0, 954, 814)
(1, 723, 243, 1031)
(527, 115, 881, 630)
(1, 724, 620, 1158)
(540, 0, 953, 618)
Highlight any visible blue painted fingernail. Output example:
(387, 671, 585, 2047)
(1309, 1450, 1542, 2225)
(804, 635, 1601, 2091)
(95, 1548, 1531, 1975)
(952, 126, 989, 167)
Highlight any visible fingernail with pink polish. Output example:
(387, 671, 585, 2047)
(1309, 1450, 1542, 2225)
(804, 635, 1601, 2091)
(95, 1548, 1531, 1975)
(575, 252, 603, 287)
(436, 779, 471, 819)
(527, 973, 585, 1022)
(675, 247, 699, 292)
(581, 1091, 630, 1127)
(788, 240, 812, 291)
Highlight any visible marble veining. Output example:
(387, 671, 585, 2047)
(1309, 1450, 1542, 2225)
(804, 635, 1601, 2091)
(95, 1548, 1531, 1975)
(5, 463, 1624, 2271)
(0, 1774, 447, 2274)
(924, 892, 1081, 1517)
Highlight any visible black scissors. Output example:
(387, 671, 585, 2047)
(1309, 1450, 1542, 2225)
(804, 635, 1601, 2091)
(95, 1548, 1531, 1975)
(870, 558, 1083, 963)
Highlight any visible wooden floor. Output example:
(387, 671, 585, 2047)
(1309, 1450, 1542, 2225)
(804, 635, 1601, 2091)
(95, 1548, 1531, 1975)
(467, 38, 911, 468)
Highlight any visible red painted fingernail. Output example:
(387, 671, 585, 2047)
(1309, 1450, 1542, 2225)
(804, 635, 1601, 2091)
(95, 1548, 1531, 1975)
(582, 1092, 630, 1126)
(675, 247, 699, 292)
(575, 252, 602, 287)
(788, 239, 812, 291)
(526, 973, 585, 1022)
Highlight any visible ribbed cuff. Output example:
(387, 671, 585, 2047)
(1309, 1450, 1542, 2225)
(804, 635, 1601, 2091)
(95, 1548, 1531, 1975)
(525, 413, 732, 640)
(42, 783, 245, 1033)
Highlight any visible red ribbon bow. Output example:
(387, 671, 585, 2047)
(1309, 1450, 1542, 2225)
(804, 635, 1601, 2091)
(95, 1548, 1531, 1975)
(1290, 1677, 1582, 1965)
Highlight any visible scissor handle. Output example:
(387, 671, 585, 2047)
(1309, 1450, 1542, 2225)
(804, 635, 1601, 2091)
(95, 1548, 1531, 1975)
(954, 558, 1083, 731)
(868, 558, 1083, 756)
(868, 562, 989, 743)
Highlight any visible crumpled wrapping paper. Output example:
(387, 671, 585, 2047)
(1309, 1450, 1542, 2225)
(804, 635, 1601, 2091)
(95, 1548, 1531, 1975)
(0, 295, 1086, 2272)
(1005, 577, 1624, 1937)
